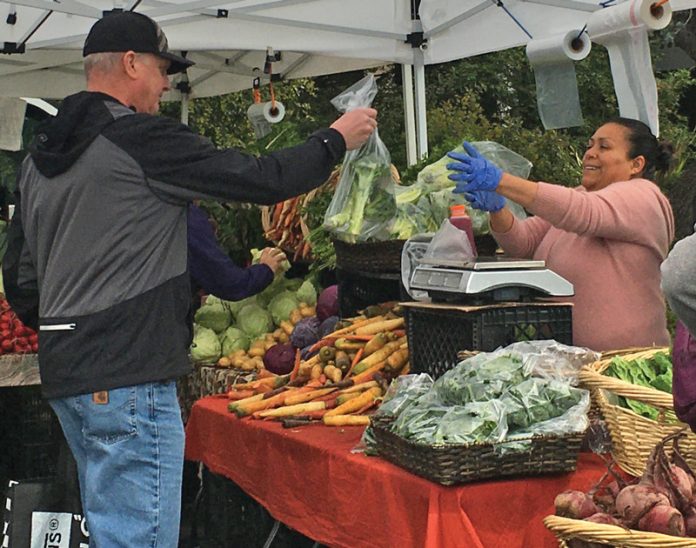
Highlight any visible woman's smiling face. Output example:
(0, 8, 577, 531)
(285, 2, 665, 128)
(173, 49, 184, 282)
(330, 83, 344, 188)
(581, 123, 645, 191)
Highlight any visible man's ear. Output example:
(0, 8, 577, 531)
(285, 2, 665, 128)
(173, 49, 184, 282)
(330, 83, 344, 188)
(631, 155, 646, 177)
(122, 51, 139, 80)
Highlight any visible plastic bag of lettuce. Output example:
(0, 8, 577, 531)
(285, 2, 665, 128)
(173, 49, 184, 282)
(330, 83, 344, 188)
(377, 341, 595, 450)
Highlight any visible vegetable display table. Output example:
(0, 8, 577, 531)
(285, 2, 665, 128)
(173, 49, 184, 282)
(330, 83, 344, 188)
(185, 396, 608, 548)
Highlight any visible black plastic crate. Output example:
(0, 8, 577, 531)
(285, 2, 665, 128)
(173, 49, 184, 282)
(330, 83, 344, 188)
(405, 303, 573, 378)
(0, 386, 62, 487)
(197, 468, 315, 548)
(336, 268, 408, 318)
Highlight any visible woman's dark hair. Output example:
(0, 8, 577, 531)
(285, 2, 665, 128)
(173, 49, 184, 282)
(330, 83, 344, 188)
(607, 117, 673, 180)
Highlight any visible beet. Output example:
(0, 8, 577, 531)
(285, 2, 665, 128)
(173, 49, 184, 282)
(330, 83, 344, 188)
(554, 490, 600, 519)
(263, 343, 296, 375)
(637, 504, 686, 536)
(615, 484, 670, 525)
(316, 285, 338, 321)
(683, 505, 696, 537)
(584, 512, 621, 526)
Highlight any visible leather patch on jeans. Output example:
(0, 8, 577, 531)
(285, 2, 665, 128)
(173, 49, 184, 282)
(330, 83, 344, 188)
(92, 390, 109, 404)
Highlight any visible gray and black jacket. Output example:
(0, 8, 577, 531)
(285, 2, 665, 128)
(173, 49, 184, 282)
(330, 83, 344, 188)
(3, 91, 345, 398)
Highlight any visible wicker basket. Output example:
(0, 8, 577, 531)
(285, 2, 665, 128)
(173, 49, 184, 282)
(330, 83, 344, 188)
(544, 515, 696, 547)
(371, 422, 584, 486)
(578, 347, 696, 477)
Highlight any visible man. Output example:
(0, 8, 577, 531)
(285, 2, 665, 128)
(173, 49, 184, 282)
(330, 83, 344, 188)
(2, 10, 376, 547)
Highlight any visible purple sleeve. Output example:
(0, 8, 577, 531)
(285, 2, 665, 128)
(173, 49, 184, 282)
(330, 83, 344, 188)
(187, 205, 274, 301)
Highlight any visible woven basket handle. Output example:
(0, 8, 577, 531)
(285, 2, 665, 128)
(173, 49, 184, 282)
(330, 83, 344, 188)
(578, 366, 675, 409)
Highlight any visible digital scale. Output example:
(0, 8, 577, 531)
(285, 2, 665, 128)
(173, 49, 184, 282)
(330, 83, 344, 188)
(409, 256, 574, 303)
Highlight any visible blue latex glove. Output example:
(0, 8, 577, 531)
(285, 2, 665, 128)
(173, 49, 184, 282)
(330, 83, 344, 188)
(446, 142, 503, 193)
(464, 190, 505, 213)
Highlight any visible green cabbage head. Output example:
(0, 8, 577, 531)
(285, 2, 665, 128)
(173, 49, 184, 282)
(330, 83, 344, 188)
(220, 327, 251, 355)
(190, 325, 222, 363)
(296, 280, 317, 306)
(237, 304, 273, 338)
(268, 291, 300, 325)
(194, 302, 231, 333)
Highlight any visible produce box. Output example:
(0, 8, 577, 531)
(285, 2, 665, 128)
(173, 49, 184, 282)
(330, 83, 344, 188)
(371, 419, 583, 486)
(403, 301, 573, 378)
(578, 347, 696, 477)
(545, 515, 695, 548)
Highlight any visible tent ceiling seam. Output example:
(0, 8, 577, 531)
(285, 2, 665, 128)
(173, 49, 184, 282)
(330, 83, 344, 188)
(423, 0, 490, 38)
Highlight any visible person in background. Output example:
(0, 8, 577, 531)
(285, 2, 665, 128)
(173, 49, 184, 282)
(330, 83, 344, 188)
(446, 118, 674, 352)
(188, 202, 285, 307)
(2, 10, 376, 547)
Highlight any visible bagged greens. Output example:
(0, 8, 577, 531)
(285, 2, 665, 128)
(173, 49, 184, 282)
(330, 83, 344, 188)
(323, 74, 397, 243)
(373, 341, 594, 448)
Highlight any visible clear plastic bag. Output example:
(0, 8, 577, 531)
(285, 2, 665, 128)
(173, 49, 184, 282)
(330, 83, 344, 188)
(423, 218, 476, 264)
(323, 74, 397, 243)
(414, 141, 529, 234)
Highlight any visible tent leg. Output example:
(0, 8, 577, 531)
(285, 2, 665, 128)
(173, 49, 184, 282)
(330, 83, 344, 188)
(413, 50, 428, 160)
(401, 64, 418, 167)
(181, 93, 189, 125)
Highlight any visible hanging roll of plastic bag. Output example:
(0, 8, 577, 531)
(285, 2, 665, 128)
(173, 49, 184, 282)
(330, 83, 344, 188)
(322, 74, 397, 243)
(587, 0, 672, 136)
(526, 30, 591, 130)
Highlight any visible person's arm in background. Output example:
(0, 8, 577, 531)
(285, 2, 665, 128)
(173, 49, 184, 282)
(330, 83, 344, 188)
(662, 232, 696, 335)
(2, 178, 39, 330)
(188, 204, 282, 301)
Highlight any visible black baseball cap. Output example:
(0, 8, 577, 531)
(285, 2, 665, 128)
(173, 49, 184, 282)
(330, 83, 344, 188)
(83, 11, 194, 75)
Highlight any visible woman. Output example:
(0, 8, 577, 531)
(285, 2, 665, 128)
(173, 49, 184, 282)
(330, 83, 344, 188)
(447, 118, 674, 351)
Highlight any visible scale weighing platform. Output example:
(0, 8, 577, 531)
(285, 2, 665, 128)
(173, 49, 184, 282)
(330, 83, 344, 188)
(409, 256, 574, 303)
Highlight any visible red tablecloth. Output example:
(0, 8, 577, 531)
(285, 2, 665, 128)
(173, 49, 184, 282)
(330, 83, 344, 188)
(185, 396, 607, 548)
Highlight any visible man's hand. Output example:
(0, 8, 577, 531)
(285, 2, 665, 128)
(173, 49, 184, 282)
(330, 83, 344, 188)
(330, 108, 378, 150)
(447, 142, 503, 194)
(258, 247, 287, 274)
(463, 190, 505, 213)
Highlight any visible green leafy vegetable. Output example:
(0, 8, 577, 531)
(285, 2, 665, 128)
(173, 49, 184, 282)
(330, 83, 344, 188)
(190, 325, 222, 363)
(604, 352, 674, 421)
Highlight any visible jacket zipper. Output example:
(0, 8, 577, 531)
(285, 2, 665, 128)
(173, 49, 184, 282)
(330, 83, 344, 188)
(40, 323, 77, 331)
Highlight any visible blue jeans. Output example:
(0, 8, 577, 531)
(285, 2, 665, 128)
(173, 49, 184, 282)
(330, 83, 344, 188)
(49, 381, 185, 548)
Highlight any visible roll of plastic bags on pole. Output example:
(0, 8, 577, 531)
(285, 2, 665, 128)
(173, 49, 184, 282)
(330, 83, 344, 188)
(587, 0, 673, 136)
(526, 30, 591, 130)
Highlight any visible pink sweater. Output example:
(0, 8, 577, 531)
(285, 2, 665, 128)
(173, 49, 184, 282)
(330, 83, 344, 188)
(492, 179, 674, 351)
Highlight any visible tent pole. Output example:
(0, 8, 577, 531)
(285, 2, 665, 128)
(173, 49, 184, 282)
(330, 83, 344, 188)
(181, 92, 189, 125)
(413, 50, 428, 160)
(401, 64, 417, 166)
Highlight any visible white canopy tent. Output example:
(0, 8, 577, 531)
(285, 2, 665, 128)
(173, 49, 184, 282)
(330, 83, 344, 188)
(0, 0, 693, 162)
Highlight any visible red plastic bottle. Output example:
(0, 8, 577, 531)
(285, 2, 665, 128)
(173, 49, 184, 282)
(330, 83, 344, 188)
(449, 204, 477, 257)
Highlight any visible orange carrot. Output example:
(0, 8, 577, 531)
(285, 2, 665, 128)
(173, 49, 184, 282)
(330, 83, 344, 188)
(340, 335, 374, 341)
(350, 363, 387, 385)
(227, 390, 255, 400)
(309, 338, 337, 353)
(324, 386, 382, 417)
(355, 400, 378, 415)
(344, 347, 364, 378)
(290, 349, 301, 381)
(257, 368, 277, 379)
